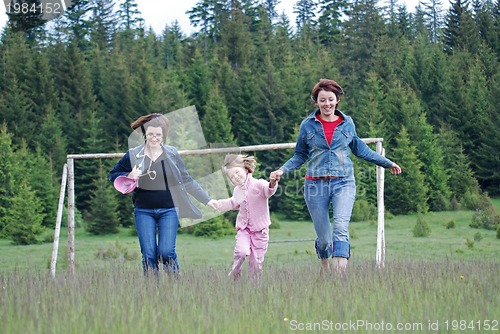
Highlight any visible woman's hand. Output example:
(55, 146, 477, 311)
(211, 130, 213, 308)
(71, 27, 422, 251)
(128, 165, 142, 180)
(389, 163, 402, 175)
(270, 169, 283, 183)
(207, 199, 221, 211)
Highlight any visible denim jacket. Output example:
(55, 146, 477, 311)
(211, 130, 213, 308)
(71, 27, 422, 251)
(109, 144, 211, 219)
(280, 110, 394, 177)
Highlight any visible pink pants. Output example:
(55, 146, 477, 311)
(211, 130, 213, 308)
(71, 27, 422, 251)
(229, 227, 269, 279)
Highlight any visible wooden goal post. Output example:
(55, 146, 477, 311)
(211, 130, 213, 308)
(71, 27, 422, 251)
(50, 139, 387, 277)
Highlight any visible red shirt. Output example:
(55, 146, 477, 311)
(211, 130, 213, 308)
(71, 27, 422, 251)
(318, 113, 343, 146)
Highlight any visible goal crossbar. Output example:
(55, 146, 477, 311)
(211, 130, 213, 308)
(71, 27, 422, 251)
(51, 139, 387, 277)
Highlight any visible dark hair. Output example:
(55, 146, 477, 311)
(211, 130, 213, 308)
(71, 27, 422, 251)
(131, 113, 169, 143)
(311, 79, 345, 107)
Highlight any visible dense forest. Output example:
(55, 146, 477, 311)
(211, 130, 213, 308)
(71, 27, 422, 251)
(0, 0, 499, 244)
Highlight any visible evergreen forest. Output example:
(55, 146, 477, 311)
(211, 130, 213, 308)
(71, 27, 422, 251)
(0, 0, 499, 244)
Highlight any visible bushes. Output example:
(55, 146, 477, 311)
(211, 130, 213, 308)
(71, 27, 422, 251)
(445, 220, 455, 229)
(470, 206, 500, 230)
(95, 241, 139, 261)
(182, 215, 234, 239)
(413, 214, 431, 237)
(458, 191, 500, 231)
(351, 199, 377, 222)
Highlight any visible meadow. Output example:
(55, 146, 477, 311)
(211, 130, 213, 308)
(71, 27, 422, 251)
(1, 201, 499, 333)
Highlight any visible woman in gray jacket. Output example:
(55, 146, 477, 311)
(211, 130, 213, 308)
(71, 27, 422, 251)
(110, 113, 218, 275)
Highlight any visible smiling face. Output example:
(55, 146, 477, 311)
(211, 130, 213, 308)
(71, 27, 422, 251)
(316, 90, 338, 121)
(145, 126, 163, 149)
(225, 166, 248, 186)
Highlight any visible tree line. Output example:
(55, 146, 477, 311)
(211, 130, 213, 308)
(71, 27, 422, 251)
(0, 0, 499, 244)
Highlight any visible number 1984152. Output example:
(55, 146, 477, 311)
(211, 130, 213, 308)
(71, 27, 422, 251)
(5, 1, 65, 16)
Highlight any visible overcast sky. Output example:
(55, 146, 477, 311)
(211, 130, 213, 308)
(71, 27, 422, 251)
(0, 0, 426, 36)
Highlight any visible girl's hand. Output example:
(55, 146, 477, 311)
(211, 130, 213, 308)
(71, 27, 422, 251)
(389, 163, 402, 175)
(270, 169, 283, 183)
(269, 178, 278, 188)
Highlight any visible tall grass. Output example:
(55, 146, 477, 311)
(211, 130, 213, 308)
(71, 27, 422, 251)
(1, 260, 499, 333)
(1, 203, 499, 333)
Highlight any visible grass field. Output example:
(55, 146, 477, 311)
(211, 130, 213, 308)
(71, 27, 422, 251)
(0, 200, 499, 333)
(1, 201, 499, 272)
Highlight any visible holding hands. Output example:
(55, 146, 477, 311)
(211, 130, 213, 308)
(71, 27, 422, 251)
(269, 169, 283, 187)
(207, 199, 221, 210)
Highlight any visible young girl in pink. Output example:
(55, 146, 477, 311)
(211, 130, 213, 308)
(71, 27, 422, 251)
(216, 154, 278, 280)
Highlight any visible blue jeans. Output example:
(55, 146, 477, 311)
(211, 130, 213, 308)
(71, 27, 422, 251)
(134, 207, 179, 274)
(304, 177, 356, 259)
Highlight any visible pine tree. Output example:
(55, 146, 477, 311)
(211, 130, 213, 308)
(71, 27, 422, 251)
(76, 110, 107, 216)
(415, 113, 451, 211)
(385, 126, 428, 215)
(97, 49, 136, 143)
(225, 66, 265, 145)
(443, 0, 480, 53)
(0, 125, 15, 235)
(351, 72, 388, 205)
(317, 0, 346, 47)
(160, 23, 184, 68)
(0, 77, 35, 147)
(186, 48, 212, 118)
(25, 49, 58, 146)
(421, 0, 445, 43)
(221, 1, 255, 71)
(86, 162, 120, 234)
(90, 0, 116, 51)
(13, 141, 58, 229)
(438, 125, 480, 201)
(262, 0, 280, 22)
(413, 213, 431, 237)
(116, 0, 144, 32)
(202, 84, 235, 144)
(187, 0, 228, 46)
(53, 42, 98, 153)
(464, 57, 498, 192)
(341, 0, 386, 83)
(129, 56, 158, 120)
(294, 0, 317, 31)
(64, 0, 94, 52)
(396, 4, 413, 39)
(0, 30, 36, 146)
(4, 179, 45, 245)
(37, 106, 68, 175)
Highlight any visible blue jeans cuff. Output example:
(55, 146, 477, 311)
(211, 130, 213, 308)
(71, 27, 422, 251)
(333, 241, 350, 259)
(315, 239, 333, 259)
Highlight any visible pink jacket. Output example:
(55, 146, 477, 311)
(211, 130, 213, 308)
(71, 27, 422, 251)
(218, 174, 278, 232)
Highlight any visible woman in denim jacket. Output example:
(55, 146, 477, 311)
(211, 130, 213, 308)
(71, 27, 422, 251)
(109, 113, 219, 275)
(270, 79, 402, 275)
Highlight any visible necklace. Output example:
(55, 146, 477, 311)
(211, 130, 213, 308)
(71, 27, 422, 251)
(139, 158, 157, 180)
